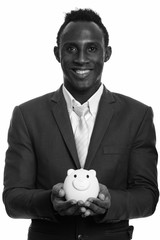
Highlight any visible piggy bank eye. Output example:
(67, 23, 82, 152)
(86, 175, 89, 178)
(74, 174, 77, 178)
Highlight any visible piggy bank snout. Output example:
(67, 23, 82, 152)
(73, 178, 90, 191)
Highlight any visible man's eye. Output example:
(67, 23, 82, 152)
(88, 46, 97, 52)
(67, 46, 77, 53)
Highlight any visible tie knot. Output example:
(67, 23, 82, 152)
(73, 102, 89, 117)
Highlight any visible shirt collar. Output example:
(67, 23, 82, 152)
(88, 84, 103, 117)
(62, 84, 103, 117)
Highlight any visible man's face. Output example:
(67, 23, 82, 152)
(55, 21, 109, 92)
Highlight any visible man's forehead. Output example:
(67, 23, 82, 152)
(61, 21, 104, 44)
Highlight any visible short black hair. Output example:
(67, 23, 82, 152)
(56, 8, 109, 48)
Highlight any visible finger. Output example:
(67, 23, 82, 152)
(97, 193, 104, 201)
(52, 183, 64, 197)
(82, 209, 92, 217)
(105, 196, 111, 208)
(59, 188, 65, 198)
(94, 197, 110, 208)
(87, 202, 106, 215)
(55, 199, 77, 212)
(59, 199, 87, 216)
(59, 202, 80, 216)
(85, 198, 110, 214)
(94, 197, 111, 209)
(99, 184, 110, 198)
(77, 200, 84, 206)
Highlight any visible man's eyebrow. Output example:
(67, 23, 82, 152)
(63, 41, 100, 45)
(63, 42, 77, 45)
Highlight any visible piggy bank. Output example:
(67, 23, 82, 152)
(63, 169, 99, 202)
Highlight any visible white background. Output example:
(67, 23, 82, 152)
(0, 0, 159, 239)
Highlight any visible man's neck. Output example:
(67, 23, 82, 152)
(64, 82, 101, 104)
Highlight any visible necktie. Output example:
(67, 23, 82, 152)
(73, 103, 89, 168)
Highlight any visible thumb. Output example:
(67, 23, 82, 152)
(99, 184, 110, 200)
(52, 183, 64, 197)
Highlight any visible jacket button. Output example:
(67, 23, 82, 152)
(77, 234, 83, 240)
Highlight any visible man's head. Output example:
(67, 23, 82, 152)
(56, 9, 109, 48)
(54, 9, 112, 101)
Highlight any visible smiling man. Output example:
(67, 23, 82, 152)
(3, 9, 159, 240)
(54, 20, 111, 103)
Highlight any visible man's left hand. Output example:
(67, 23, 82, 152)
(80, 183, 111, 217)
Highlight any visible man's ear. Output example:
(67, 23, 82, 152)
(54, 46, 60, 63)
(104, 46, 112, 62)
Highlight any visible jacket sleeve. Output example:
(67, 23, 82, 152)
(2, 106, 58, 221)
(99, 107, 159, 222)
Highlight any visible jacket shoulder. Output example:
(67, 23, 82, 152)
(17, 87, 62, 112)
(19, 92, 53, 108)
(112, 92, 150, 110)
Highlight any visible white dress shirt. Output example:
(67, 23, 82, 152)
(62, 84, 104, 155)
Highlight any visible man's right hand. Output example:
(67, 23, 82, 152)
(51, 183, 83, 216)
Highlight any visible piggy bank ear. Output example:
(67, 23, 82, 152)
(89, 169, 96, 177)
(67, 169, 75, 176)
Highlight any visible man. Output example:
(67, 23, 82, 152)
(3, 8, 159, 240)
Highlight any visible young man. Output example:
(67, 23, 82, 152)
(3, 9, 159, 240)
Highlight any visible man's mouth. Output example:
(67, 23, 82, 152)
(72, 69, 91, 78)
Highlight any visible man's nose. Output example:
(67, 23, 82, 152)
(74, 50, 89, 64)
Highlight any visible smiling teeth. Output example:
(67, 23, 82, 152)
(75, 70, 90, 74)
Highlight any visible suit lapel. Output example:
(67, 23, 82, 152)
(50, 87, 81, 169)
(85, 88, 116, 169)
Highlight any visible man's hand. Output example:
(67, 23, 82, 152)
(51, 183, 83, 216)
(80, 183, 111, 217)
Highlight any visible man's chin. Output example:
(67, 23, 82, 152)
(73, 83, 91, 92)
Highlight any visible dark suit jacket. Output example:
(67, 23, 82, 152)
(3, 86, 159, 240)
